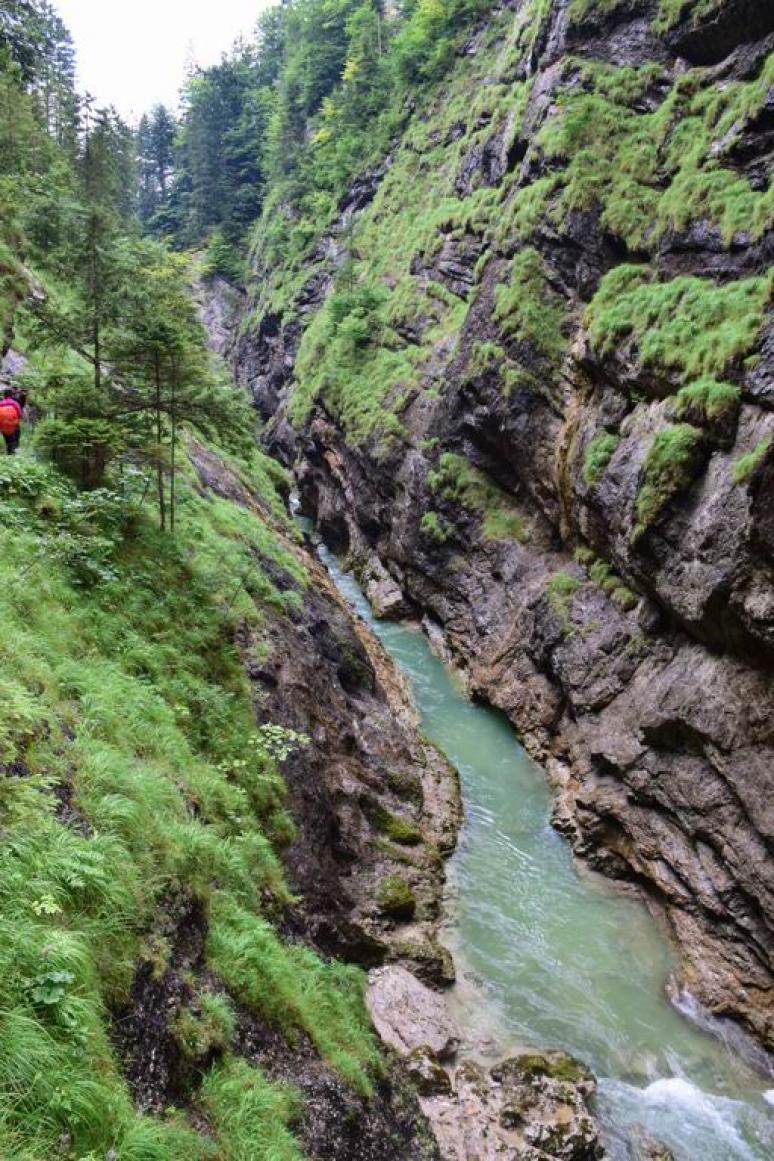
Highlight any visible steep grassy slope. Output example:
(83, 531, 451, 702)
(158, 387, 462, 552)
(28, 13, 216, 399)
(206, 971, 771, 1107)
(238, 0, 774, 1048)
(0, 445, 388, 1158)
(0, 413, 458, 1160)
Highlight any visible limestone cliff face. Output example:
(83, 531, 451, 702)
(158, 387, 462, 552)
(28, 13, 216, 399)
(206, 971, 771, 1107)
(234, 0, 774, 1050)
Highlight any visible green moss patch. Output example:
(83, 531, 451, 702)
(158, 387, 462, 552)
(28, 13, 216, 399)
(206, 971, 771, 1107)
(376, 876, 417, 920)
(373, 806, 424, 847)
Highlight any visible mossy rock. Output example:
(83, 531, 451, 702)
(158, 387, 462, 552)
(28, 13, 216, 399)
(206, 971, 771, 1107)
(373, 805, 424, 846)
(392, 938, 456, 987)
(376, 875, 417, 920)
(492, 1050, 594, 1087)
(406, 1046, 452, 1097)
(387, 768, 424, 804)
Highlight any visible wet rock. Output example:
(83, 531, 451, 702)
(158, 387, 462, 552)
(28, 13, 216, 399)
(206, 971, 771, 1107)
(360, 553, 413, 619)
(390, 937, 457, 987)
(407, 1046, 454, 1097)
(237, 1009, 442, 1161)
(626, 1124, 675, 1161)
(422, 1052, 604, 1160)
(367, 966, 461, 1059)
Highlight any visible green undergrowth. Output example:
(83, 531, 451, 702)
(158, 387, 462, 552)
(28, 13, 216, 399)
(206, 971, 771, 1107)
(200, 1058, 303, 1161)
(289, 282, 418, 445)
(0, 447, 379, 1159)
(427, 452, 529, 543)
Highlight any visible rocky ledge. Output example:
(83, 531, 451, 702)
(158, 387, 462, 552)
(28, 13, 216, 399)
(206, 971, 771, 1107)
(368, 965, 609, 1160)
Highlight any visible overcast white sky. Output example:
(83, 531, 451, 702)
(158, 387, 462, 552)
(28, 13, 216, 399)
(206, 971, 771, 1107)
(54, 0, 269, 121)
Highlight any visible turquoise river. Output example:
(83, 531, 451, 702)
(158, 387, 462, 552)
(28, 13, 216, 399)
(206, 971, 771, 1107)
(313, 537, 774, 1160)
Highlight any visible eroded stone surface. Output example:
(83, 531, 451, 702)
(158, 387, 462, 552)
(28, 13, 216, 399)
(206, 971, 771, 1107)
(367, 966, 461, 1059)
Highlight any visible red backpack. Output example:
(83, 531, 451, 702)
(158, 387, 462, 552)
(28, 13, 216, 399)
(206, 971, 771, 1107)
(0, 400, 21, 436)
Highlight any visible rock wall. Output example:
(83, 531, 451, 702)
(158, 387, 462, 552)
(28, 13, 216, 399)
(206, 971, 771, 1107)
(236, 0, 774, 1053)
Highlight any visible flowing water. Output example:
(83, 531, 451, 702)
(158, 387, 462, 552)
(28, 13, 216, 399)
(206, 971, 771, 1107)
(306, 530, 774, 1159)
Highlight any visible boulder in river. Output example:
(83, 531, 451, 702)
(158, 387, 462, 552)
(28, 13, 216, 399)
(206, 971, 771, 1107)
(626, 1123, 675, 1160)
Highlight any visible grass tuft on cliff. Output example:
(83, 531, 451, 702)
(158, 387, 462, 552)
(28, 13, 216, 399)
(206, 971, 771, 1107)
(635, 423, 705, 535)
(586, 268, 772, 384)
(583, 432, 621, 485)
(428, 452, 529, 543)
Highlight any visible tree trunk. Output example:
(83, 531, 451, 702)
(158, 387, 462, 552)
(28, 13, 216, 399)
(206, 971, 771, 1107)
(169, 356, 177, 535)
(154, 351, 166, 531)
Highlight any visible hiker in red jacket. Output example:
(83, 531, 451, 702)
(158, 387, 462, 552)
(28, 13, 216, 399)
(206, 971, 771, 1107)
(0, 388, 23, 455)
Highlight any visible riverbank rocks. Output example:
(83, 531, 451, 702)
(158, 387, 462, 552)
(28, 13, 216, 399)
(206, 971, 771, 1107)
(365, 965, 604, 1160)
(367, 966, 461, 1059)
(422, 1052, 604, 1160)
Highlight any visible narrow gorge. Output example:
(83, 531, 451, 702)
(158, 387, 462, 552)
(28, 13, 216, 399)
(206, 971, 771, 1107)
(1, 0, 773, 1157)
(236, 0, 774, 1064)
